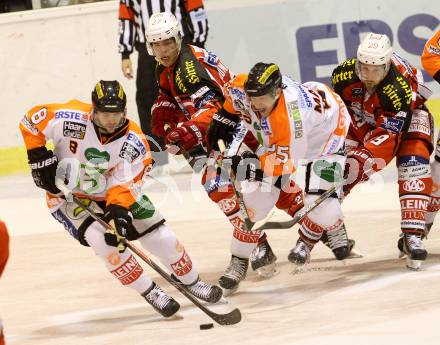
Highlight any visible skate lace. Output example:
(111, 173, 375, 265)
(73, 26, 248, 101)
(224, 257, 248, 280)
(253, 242, 267, 259)
(188, 280, 213, 299)
(326, 225, 348, 250)
(294, 241, 310, 257)
(406, 234, 424, 250)
(146, 286, 172, 309)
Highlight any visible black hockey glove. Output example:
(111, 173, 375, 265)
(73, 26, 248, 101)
(224, 151, 264, 182)
(27, 147, 61, 194)
(104, 204, 138, 241)
(207, 110, 240, 151)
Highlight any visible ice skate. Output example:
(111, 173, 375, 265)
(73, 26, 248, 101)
(288, 238, 312, 266)
(397, 233, 427, 270)
(218, 255, 248, 296)
(321, 224, 362, 259)
(249, 238, 279, 278)
(142, 282, 180, 318)
(186, 277, 223, 303)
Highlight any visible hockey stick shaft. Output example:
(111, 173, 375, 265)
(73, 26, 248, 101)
(55, 181, 241, 325)
(217, 139, 255, 231)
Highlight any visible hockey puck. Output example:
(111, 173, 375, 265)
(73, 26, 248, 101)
(199, 323, 214, 330)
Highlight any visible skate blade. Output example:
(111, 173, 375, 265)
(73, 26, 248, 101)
(255, 263, 280, 278)
(221, 286, 239, 297)
(290, 262, 310, 275)
(398, 251, 406, 259)
(347, 248, 363, 258)
(406, 258, 423, 271)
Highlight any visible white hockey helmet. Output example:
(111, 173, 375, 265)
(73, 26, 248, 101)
(145, 12, 182, 56)
(357, 32, 393, 66)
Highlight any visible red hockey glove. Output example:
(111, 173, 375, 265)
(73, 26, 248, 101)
(151, 96, 180, 138)
(343, 147, 377, 195)
(166, 121, 203, 152)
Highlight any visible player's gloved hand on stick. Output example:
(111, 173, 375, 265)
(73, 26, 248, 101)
(207, 110, 239, 151)
(166, 121, 203, 152)
(343, 147, 377, 195)
(104, 204, 138, 252)
(224, 151, 264, 182)
(151, 96, 180, 138)
(27, 146, 61, 194)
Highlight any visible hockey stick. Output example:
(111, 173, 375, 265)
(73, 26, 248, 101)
(54, 178, 241, 325)
(163, 124, 205, 171)
(217, 139, 270, 232)
(256, 183, 339, 231)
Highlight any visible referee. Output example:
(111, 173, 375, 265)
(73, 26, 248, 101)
(118, 0, 209, 166)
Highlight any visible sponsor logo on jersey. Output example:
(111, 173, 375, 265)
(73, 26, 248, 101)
(380, 117, 404, 134)
(230, 87, 246, 100)
(194, 90, 215, 109)
(185, 60, 200, 84)
(21, 114, 38, 134)
(52, 209, 79, 239)
(313, 160, 342, 183)
(171, 250, 193, 276)
(106, 252, 121, 266)
(119, 142, 141, 163)
(398, 155, 429, 167)
(218, 198, 237, 214)
(130, 195, 155, 219)
(352, 88, 363, 97)
(191, 86, 210, 101)
(402, 179, 426, 192)
(110, 255, 143, 285)
(30, 108, 47, 124)
(205, 51, 218, 67)
(331, 69, 355, 86)
(428, 44, 440, 55)
(55, 110, 88, 121)
(400, 198, 429, 211)
(408, 110, 431, 136)
(175, 67, 187, 93)
(260, 117, 271, 135)
(84, 148, 110, 163)
(297, 85, 313, 109)
(63, 121, 86, 139)
(381, 76, 412, 111)
(126, 132, 147, 156)
(287, 101, 303, 139)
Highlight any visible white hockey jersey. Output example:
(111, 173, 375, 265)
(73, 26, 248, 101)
(223, 75, 351, 176)
(20, 99, 151, 209)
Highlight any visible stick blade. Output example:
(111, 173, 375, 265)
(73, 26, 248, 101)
(209, 308, 242, 325)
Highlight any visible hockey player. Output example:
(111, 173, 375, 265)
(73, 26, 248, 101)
(145, 12, 305, 293)
(331, 32, 434, 269)
(421, 29, 440, 235)
(0, 220, 9, 345)
(19, 80, 222, 318)
(207, 62, 351, 272)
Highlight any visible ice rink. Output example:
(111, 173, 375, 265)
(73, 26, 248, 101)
(1, 162, 440, 345)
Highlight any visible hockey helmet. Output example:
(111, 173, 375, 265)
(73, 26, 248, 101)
(91, 80, 127, 113)
(357, 32, 392, 66)
(244, 63, 282, 97)
(145, 12, 182, 56)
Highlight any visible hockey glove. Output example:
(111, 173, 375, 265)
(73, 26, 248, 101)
(104, 204, 138, 241)
(151, 95, 180, 138)
(27, 147, 61, 194)
(166, 121, 203, 152)
(207, 110, 240, 151)
(343, 147, 377, 195)
(224, 151, 264, 182)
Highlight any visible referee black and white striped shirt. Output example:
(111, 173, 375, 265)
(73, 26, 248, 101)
(119, 0, 209, 58)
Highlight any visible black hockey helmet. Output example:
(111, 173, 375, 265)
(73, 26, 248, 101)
(244, 63, 282, 97)
(91, 80, 127, 112)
